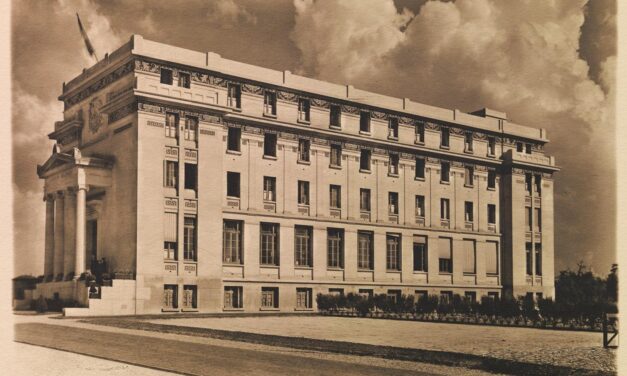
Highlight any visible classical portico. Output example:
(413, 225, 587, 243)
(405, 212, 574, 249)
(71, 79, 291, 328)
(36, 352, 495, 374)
(37, 146, 113, 281)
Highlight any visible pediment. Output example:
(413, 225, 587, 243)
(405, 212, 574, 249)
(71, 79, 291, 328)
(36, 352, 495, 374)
(37, 152, 74, 177)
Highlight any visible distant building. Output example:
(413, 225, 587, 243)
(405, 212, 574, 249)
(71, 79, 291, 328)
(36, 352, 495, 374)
(35, 35, 558, 316)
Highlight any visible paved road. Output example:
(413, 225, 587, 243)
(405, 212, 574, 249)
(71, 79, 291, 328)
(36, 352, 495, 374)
(15, 323, 437, 376)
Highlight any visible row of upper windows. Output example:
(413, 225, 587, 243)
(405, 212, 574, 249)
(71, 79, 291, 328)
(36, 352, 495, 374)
(226, 128, 499, 187)
(226, 173, 498, 224)
(158, 68, 537, 156)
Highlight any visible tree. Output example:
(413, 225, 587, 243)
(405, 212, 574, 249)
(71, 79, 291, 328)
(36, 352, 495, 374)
(607, 263, 618, 302)
(555, 261, 611, 322)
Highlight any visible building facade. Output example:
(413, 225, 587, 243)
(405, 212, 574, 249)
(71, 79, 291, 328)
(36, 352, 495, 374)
(35, 35, 558, 315)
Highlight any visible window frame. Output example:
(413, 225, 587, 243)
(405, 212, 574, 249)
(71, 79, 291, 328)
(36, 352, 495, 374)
(413, 238, 428, 272)
(178, 72, 191, 89)
(227, 171, 241, 198)
(441, 162, 450, 183)
(298, 138, 310, 162)
(165, 112, 178, 138)
(360, 149, 371, 171)
(329, 105, 341, 128)
(227, 127, 241, 152)
(184, 163, 197, 191)
(357, 231, 374, 270)
(260, 222, 280, 266)
(330, 184, 341, 209)
(359, 111, 371, 133)
(441, 127, 450, 148)
(415, 157, 425, 179)
(227, 83, 242, 109)
(183, 216, 197, 261)
(360, 188, 371, 212)
(298, 98, 310, 123)
(164, 160, 178, 189)
(223, 220, 243, 264)
(388, 192, 399, 215)
(294, 226, 313, 267)
(263, 90, 277, 116)
(297, 180, 310, 205)
(224, 286, 243, 309)
(263, 133, 277, 157)
(163, 284, 178, 309)
(386, 233, 401, 271)
(160, 68, 173, 85)
(327, 228, 344, 269)
(263, 176, 277, 202)
(330, 144, 342, 167)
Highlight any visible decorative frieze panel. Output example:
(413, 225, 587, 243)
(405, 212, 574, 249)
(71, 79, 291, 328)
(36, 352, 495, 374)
(165, 146, 179, 160)
(138, 100, 222, 122)
(425, 121, 440, 131)
(65, 60, 134, 108)
(399, 116, 413, 126)
(242, 83, 263, 95)
(184, 199, 198, 213)
(340, 104, 359, 115)
(310, 98, 329, 109)
(371, 111, 388, 120)
(184, 149, 198, 163)
(450, 127, 464, 136)
(164, 197, 178, 212)
(277, 91, 298, 103)
(108, 102, 135, 123)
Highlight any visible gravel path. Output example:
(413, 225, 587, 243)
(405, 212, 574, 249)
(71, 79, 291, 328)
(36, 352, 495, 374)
(148, 316, 616, 373)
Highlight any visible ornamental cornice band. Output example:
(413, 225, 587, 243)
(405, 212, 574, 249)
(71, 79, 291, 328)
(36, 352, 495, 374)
(108, 102, 136, 123)
(450, 127, 464, 136)
(137, 100, 222, 122)
(340, 104, 360, 115)
(371, 111, 388, 120)
(426, 157, 440, 164)
(242, 83, 263, 95)
(65, 60, 134, 108)
(311, 137, 329, 145)
(425, 121, 440, 131)
(399, 116, 413, 126)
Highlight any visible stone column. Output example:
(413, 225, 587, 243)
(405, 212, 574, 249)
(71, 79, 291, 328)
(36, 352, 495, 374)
(63, 189, 76, 279)
(75, 185, 88, 277)
(43, 194, 55, 281)
(52, 191, 65, 281)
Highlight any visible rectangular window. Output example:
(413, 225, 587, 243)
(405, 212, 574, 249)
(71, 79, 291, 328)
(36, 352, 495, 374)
(488, 204, 496, 224)
(525, 207, 532, 231)
(440, 291, 453, 304)
(525, 143, 532, 154)
(164, 161, 178, 188)
(294, 226, 313, 267)
(182, 285, 197, 309)
(330, 185, 341, 209)
(438, 237, 453, 273)
(488, 137, 496, 156)
(298, 139, 310, 162)
(330, 144, 342, 167)
(525, 173, 533, 195)
(327, 228, 344, 269)
(227, 83, 241, 109)
(360, 188, 371, 212)
(184, 117, 197, 141)
(298, 180, 310, 205)
(441, 198, 450, 220)
(227, 172, 240, 198)
(386, 234, 401, 271)
(487, 292, 499, 300)
(415, 158, 425, 179)
(463, 239, 476, 274)
(387, 290, 402, 303)
(441, 127, 450, 148)
(163, 284, 177, 308)
(260, 223, 279, 266)
(465, 166, 474, 186)
(227, 127, 241, 152)
(160, 68, 173, 85)
(264, 133, 277, 157)
(330, 105, 341, 128)
(516, 142, 524, 152)
(357, 231, 374, 270)
(415, 195, 425, 218)
(488, 170, 496, 189)
(298, 98, 310, 122)
(263, 91, 277, 115)
(465, 201, 474, 222)
(184, 217, 197, 261)
(296, 288, 312, 309)
(164, 212, 177, 260)
(223, 220, 243, 264)
(464, 132, 473, 152)
(178, 72, 190, 88)
(388, 117, 399, 139)
(389, 153, 399, 175)
(526, 242, 533, 275)
(184, 163, 197, 191)
(359, 289, 374, 299)
(413, 236, 427, 272)
(486, 241, 499, 275)
(224, 286, 242, 309)
(535, 243, 542, 276)
(263, 176, 276, 202)
(534, 174, 542, 196)
(388, 192, 399, 215)
(465, 291, 477, 302)
(360, 111, 370, 132)
(165, 113, 178, 138)
(416, 122, 425, 143)
(441, 162, 450, 183)
(534, 208, 542, 232)
(360, 149, 371, 171)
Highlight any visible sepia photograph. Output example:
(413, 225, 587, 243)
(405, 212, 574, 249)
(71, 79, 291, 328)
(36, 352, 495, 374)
(5, 0, 624, 375)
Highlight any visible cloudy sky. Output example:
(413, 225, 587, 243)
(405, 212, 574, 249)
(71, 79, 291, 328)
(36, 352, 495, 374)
(12, 0, 616, 277)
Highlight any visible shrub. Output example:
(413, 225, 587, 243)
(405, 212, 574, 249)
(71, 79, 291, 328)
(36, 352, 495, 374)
(34, 295, 48, 313)
(355, 297, 374, 316)
(416, 294, 438, 313)
(372, 294, 388, 312)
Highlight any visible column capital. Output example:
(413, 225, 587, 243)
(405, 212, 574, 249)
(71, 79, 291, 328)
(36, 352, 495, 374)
(66, 187, 77, 196)
(56, 191, 65, 199)
(76, 184, 89, 192)
(44, 193, 55, 202)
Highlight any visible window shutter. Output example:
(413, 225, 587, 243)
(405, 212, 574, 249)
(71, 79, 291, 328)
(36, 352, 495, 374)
(438, 238, 451, 259)
(164, 213, 177, 242)
(463, 240, 475, 274)
(486, 242, 498, 274)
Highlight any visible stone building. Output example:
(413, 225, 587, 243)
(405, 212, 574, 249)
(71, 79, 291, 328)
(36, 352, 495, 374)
(35, 35, 558, 315)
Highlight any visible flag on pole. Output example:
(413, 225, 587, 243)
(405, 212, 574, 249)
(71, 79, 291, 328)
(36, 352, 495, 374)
(76, 13, 98, 61)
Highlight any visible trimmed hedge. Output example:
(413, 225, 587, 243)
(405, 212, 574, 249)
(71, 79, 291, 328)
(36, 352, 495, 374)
(316, 293, 617, 331)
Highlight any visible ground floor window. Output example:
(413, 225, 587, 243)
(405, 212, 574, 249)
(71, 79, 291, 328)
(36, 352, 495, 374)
(224, 286, 243, 309)
(261, 287, 279, 308)
(359, 289, 373, 299)
(296, 288, 312, 309)
(387, 289, 402, 303)
(440, 291, 453, 304)
(163, 284, 178, 309)
(464, 291, 476, 302)
(183, 285, 197, 309)
(487, 292, 499, 300)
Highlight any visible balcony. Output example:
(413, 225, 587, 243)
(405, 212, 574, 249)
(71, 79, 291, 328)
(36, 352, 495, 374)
(503, 150, 556, 168)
